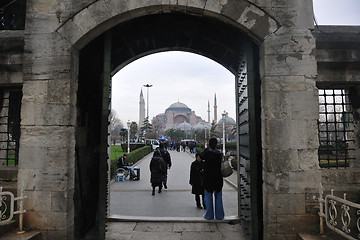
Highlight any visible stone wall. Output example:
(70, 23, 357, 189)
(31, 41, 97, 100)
(0, 31, 24, 85)
(0, 0, 355, 239)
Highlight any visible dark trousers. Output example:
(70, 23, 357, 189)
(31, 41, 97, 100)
(195, 193, 205, 207)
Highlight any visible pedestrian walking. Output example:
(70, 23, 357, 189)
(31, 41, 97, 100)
(201, 138, 224, 220)
(149, 150, 166, 195)
(189, 153, 206, 209)
(155, 142, 172, 189)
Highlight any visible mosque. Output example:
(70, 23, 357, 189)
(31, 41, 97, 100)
(138, 90, 236, 132)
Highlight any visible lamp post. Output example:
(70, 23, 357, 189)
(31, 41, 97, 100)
(127, 120, 131, 153)
(143, 84, 153, 119)
(222, 111, 226, 156)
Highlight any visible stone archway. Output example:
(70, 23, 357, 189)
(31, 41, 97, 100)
(76, 11, 262, 239)
(19, 1, 320, 240)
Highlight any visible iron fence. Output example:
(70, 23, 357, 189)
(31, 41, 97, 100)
(0, 187, 26, 231)
(318, 184, 360, 239)
(318, 89, 355, 168)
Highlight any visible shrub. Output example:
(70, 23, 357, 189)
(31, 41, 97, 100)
(121, 143, 146, 152)
(110, 146, 151, 177)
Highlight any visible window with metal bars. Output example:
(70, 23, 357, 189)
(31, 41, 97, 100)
(0, 0, 26, 30)
(318, 89, 355, 168)
(0, 87, 22, 166)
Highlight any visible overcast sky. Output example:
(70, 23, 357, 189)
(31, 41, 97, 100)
(111, 0, 360, 125)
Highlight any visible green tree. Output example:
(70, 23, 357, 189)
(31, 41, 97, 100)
(165, 128, 185, 142)
(140, 117, 152, 139)
(119, 128, 127, 142)
(210, 120, 219, 138)
(130, 121, 138, 141)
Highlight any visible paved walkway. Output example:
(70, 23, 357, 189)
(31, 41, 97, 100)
(106, 221, 245, 240)
(109, 150, 238, 218)
(107, 150, 243, 239)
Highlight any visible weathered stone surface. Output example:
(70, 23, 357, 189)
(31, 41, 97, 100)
(87, 0, 113, 25)
(24, 14, 60, 34)
(23, 211, 68, 230)
(260, 53, 317, 77)
(264, 149, 299, 172)
(263, 172, 290, 193)
(187, 0, 207, 10)
(204, 0, 227, 14)
(288, 171, 321, 193)
(267, 193, 306, 215)
(264, 119, 319, 150)
(23, 55, 72, 80)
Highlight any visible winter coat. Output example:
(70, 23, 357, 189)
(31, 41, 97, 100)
(201, 148, 223, 193)
(117, 157, 126, 168)
(189, 160, 205, 195)
(154, 147, 172, 177)
(150, 155, 166, 187)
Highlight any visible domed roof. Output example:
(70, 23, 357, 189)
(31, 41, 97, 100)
(218, 116, 236, 125)
(166, 102, 191, 113)
(192, 123, 205, 131)
(177, 122, 192, 131)
(168, 102, 189, 109)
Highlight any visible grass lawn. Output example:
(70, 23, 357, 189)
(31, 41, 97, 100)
(110, 145, 124, 161)
(319, 159, 349, 168)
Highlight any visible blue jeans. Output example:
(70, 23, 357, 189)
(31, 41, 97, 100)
(204, 189, 224, 220)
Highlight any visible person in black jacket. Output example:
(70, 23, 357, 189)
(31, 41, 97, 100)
(149, 150, 166, 195)
(189, 153, 205, 209)
(201, 138, 224, 220)
(156, 142, 172, 189)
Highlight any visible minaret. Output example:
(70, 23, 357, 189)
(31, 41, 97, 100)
(214, 93, 217, 123)
(139, 89, 145, 128)
(207, 100, 211, 123)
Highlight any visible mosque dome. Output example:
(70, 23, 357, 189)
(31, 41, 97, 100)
(177, 122, 192, 131)
(166, 102, 191, 113)
(218, 116, 236, 125)
(192, 123, 205, 131)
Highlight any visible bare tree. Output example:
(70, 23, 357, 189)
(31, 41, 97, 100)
(109, 110, 123, 136)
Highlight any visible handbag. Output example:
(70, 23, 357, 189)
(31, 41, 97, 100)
(221, 156, 233, 178)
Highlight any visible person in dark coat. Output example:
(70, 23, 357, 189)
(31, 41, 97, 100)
(200, 138, 224, 220)
(156, 142, 172, 189)
(149, 150, 166, 195)
(189, 153, 205, 209)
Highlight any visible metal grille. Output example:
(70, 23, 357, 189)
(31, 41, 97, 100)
(0, 0, 26, 30)
(318, 89, 354, 168)
(0, 88, 22, 166)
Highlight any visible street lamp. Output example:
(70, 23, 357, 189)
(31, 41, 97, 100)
(222, 111, 227, 156)
(143, 84, 153, 119)
(127, 120, 131, 153)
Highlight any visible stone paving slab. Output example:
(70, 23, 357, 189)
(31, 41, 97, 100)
(110, 150, 238, 218)
(106, 222, 246, 240)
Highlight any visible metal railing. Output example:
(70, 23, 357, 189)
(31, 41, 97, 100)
(318, 89, 355, 168)
(318, 184, 360, 239)
(0, 187, 26, 232)
(0, 88, 22, 166)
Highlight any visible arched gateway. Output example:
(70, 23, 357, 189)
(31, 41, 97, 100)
(16, 1, 320, 240)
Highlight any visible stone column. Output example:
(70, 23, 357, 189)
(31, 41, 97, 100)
(17, 2, 77, 239)
(259, 1, 321, 238)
